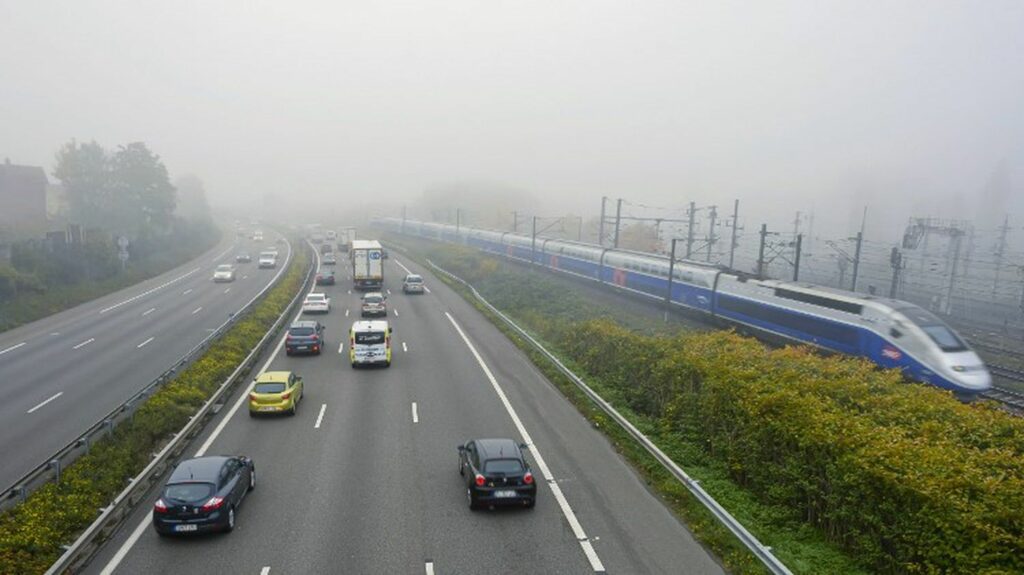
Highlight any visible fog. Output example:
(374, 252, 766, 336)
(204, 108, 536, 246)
(2, 0, 1023, 238)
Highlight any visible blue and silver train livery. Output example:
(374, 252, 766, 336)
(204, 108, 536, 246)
(377, 218, 991, 397)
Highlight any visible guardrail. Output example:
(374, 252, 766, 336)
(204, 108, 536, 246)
(426, 258, 794, 575)
(36, 240, 313, 575)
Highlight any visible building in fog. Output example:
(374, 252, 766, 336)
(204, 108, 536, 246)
(0, 158, 48, 231)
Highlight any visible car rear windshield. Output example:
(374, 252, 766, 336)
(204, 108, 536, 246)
(363, 295, 383, 303)
(164, 482, 214, 503)
(254, 382, 287, 394)
(289, 327, 314, 336)
(260, 252, 275, 258)
(355, 332, 385, 345)
(484, 459, 524, 474)
(406, 276, 422, 283)
(216, 265, 232, 271)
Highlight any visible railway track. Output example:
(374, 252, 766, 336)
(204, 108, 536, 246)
(981, 364, 1024, 412)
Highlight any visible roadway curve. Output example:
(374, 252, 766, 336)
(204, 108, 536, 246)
(0, 230, 292, 490)
(87, 250, 723, 575)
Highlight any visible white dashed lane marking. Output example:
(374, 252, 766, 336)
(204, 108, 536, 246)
(136, 337, 155, 349)
(72, 338, 95, 350)
(27, 392, 63, 414)
(0, 342, 26, 355)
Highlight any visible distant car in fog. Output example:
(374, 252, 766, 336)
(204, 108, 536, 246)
(402, 274, 424, 294)
(360, 292, 387, 317)
(258, 252, 277, 268)
(235, 254, 252, 263)
(212, 264, 236, 282)
(323, 253, 337, 265)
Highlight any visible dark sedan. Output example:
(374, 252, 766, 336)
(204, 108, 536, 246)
(315, 271, 336, 286)
(458, 438, 536, 510)
(152, 455, 255, 536)
(285, 320, 324, 355)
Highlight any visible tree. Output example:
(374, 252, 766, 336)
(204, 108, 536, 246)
(52, 140, 109, 229)
(173, 174, 212, 223)
(109, 142, 176, 234)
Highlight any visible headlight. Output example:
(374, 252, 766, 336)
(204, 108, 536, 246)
(951, 366, 966, 372)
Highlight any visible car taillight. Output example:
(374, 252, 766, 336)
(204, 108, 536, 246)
(154, 498, 168, 512)
(249, 392, 258, 401)
(286, 334, 294, 340)
(311, 335, 319, 341)
(281, 392, 291, 400)
(200, 496, 224, 511)
(475, 474, 486, 487)
(523, 472, 534, 485)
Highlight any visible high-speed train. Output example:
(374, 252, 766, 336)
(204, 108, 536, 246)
(376, 218, 992, 397)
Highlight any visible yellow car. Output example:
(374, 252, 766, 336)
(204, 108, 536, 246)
(248, 371, 303, 416)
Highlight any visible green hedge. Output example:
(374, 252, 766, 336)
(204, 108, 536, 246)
(419, 244, 1024, 574)
(0, 244, 307, 574)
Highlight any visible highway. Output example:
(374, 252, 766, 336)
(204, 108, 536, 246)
(0, 230, 292, 490)
(88, 250, 724, 575)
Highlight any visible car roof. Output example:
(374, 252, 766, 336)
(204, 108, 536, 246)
(474, 438, 523, 461)
(256, 371, 292, 383)
(351, 320, 389, 332)
(169, 456, 229, 483)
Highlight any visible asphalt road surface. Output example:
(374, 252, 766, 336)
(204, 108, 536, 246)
(0, 230, 291, 490)
(87, 248, 724, 575)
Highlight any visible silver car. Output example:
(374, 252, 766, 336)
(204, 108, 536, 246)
(402, 274, 424, 294)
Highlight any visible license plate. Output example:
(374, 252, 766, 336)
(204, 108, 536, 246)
(494, 490, 517, 498)
(174, 524, 198, 532)
(296, 346, 308, 350)
(259, 407, 276, 412)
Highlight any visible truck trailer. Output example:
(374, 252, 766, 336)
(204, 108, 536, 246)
(351, 240, 384, 290)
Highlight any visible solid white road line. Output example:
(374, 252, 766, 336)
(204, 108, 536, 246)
(315, 403, 327, 429)
(425, 561, 434, 575)
(100, 267, 200, 314)
(26, 392, 63, 414)
(445, 312, 606, 573)
(142, 307, 156, 316)
(260, 567, 271, 575)
(73, 338, 95, 350)
(182, 288, 193, 295)
(136, 337, 154, 349)
(411, 402, 419, 423)
(395, 260, 414, 275)
(102, 247, 308, 575)
(192, 306, 203, 315)
(402, 342, 408, 353)
(0, 342, 26, 356)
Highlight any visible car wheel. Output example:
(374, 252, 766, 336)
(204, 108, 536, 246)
(248, 410, 256, 418)
(384, 360, 391, 368)
(290, 401, 297, 416)
(467, 488, 478, 511)
(525, 498, 535, 509)
(224, 506, 236, 532)
(155, 527, 170, 538)
(248, 469, 256, 492)
(458, 458, 464, 476)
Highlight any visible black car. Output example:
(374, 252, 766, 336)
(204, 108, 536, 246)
(152, 455, 255, 536)
(285, 320, 325, 355)
(458, 438, 536, 510)
(315, 271, 335, 286)
(235, 254, 252, 263)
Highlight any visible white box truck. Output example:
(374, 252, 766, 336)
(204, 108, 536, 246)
(351, 240, 384, 290)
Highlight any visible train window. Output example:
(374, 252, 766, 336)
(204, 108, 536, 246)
(920, 325, 968, 352)
(774, 288, 863, 315)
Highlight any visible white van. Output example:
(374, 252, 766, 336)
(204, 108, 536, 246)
(349, 320, 392, 367)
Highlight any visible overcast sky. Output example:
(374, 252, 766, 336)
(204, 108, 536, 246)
(2, 0, 1023, 239)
